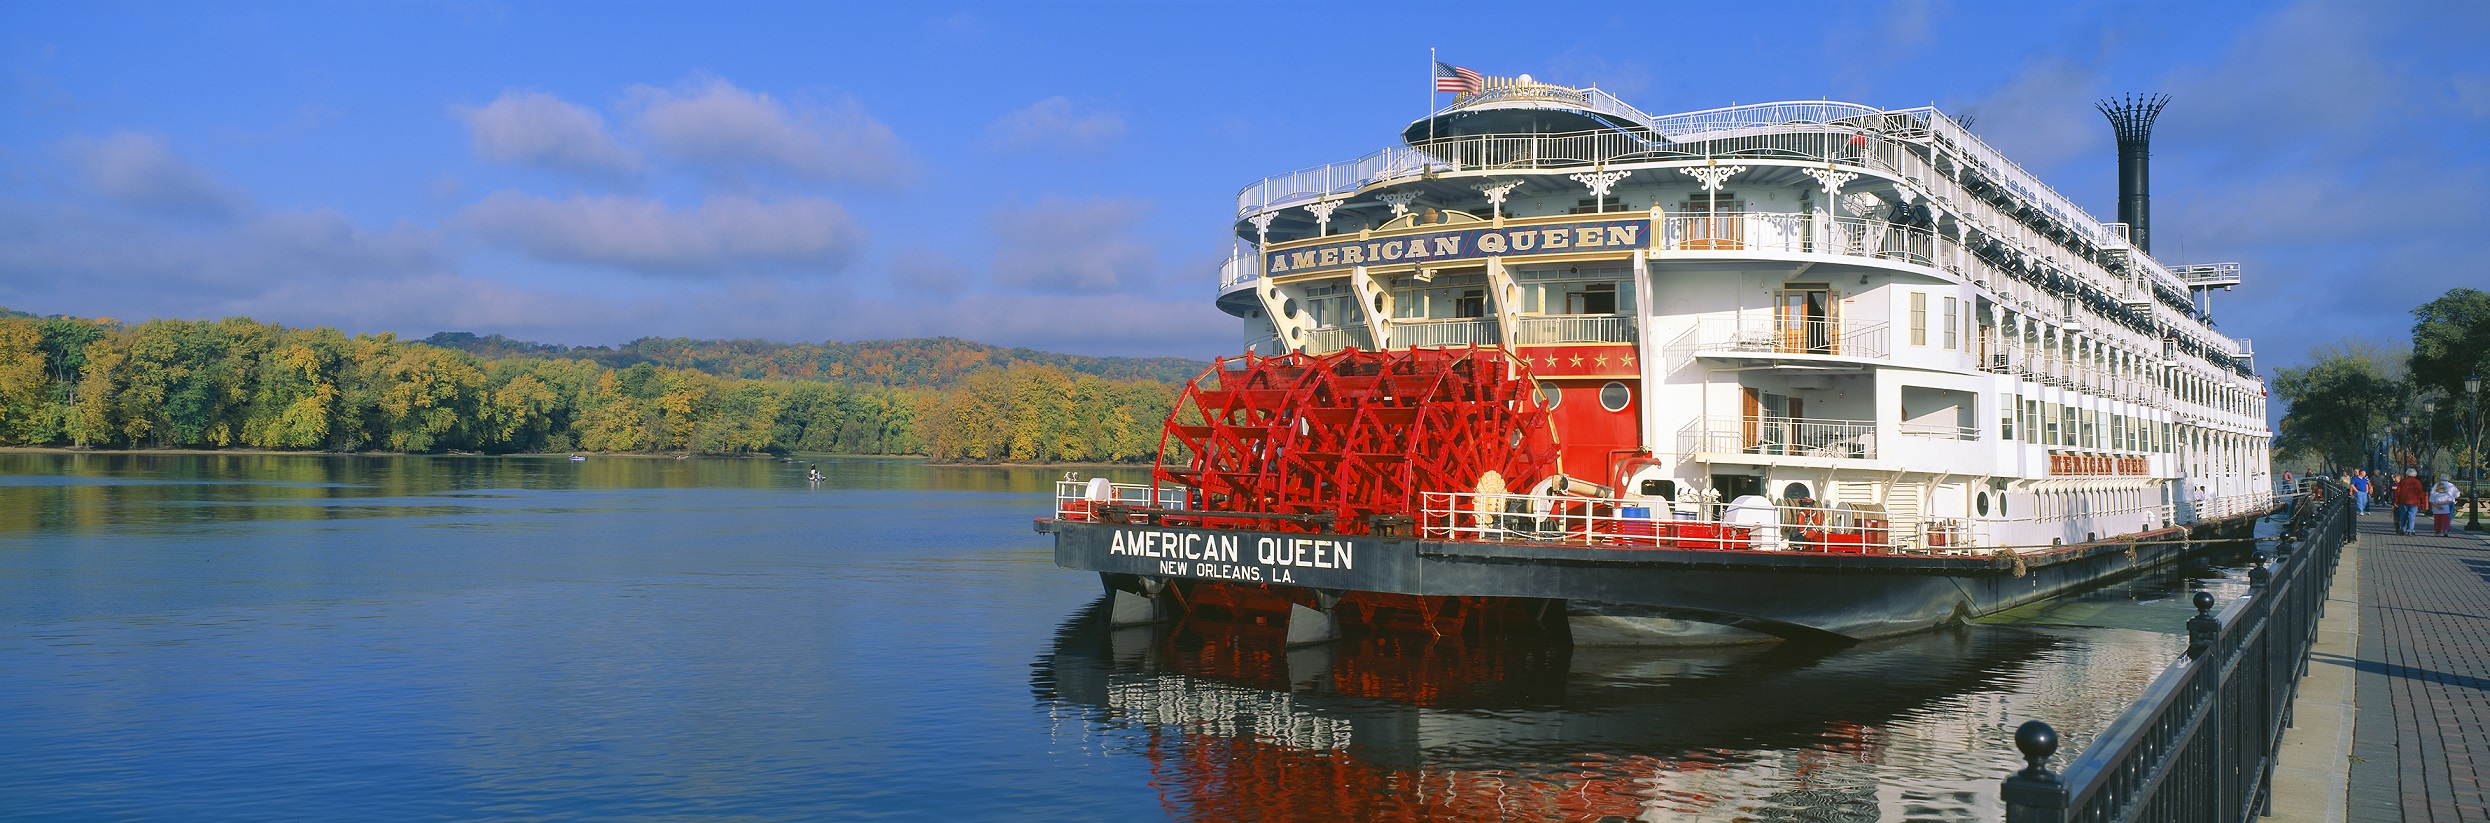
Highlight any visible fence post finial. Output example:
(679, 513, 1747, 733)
(2186, 591, 2220, 657)
(2248, 551, 2272, 587)
(2002, 720, 2068, 822)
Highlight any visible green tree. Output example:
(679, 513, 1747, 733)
(2274, 339, 2407, 471)
(242, 332, 341, 449)
(0, 319, 49, 443)
(2410, 288, 2490, 400)
(376, 345, 485, 452)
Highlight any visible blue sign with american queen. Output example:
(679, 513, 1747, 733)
(1265, 215, 1651, 276)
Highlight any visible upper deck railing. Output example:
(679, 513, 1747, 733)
(1236, 99, 2189, 294)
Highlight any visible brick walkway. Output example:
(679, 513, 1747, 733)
(2348, 509, 2490, 822)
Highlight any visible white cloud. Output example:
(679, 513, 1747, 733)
(986, 97, 1125, 152)
(453, 90, 640, 179)
(987, 197, 1158, 293)
(0, 202, 450, 320)
(59, 132, 248, 218)
(626, 77, 912, 186)
(888, 249, 976, 294)
(459, 191, 864, 274)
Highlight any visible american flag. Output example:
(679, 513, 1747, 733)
(1435, 61, 1482, 94)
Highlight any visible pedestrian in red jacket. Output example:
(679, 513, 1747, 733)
(2393, 469, 2427, 534)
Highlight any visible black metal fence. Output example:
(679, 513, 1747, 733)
(2000, 479, 2353, 822)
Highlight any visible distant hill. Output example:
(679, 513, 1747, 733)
(419, 332, 1211, 388)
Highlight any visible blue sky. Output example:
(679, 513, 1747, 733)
(2, 1, 2483, 363)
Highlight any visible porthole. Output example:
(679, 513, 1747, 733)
(1999, 493, 2009, 518)
(1977, 491, 1991, 516)
(1782, 482, 1812, 501)
(1281, 298, 1300, 319)
(1288, 325, 1303, 341)
(1599, 381, 1632, 412)
(1537, 381, 1561, 409)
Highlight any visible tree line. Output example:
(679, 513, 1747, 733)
(2271, 288, 2490, 477)
(0, 312, 1190, 462)
(418, 331, 1206, 387)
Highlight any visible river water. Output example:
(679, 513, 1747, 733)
(0, 454, 2265, 821)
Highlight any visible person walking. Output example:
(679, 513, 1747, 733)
(2351, 468, 2371, 514)
(2393, 468, 2427, 535)
(2432, 477, 2462, 537)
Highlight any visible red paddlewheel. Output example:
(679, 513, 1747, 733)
(1154, 346, 1559, 536)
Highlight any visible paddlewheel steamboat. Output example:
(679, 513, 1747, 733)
(1039, 74, 2276, 644)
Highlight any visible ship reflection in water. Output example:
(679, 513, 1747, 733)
(1032, 553, 2254, 823)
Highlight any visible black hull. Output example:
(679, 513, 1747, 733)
(1037, 512, 2270, 642)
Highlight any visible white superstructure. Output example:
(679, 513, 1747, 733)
(1217, 83, 2274, 554)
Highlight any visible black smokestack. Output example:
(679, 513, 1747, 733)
(2098, 93, 2169, 253)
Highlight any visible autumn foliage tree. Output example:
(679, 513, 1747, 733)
(0, 311, 1181, 462)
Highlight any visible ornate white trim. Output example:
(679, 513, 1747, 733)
(1568, 169, 1632, 200)
(1377, 191, 1419, 218)
(1802, 165, 1859, 196)
(1473, 180, 1522, 219)
(1680, 163, 1747, 192)
(1247, 211, 1278, 246)
(1305, 199, 1344, 236)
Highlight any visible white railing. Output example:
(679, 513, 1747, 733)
(1236, 119, 1914, 218)
(1303, 325, 1374, 355)
(1218, 253, 1259, 293)
(1657, 213, 1939, 268)
(1664, 316, 1890, 364)
(1419, 491, 1911, 553)
(1899, 421, 1982, 441)
(1677, 416, 1879, 460)
(1051, 476, 2280, 556)
(1393, 317, 1497, 349)
(1512, 314, 1634, 345)
(1053, 479, 1187, 521)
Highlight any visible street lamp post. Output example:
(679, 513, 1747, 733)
(2425, 400, 2439, 477)
(2469, 375, 2483, 532)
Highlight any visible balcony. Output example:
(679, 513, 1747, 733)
(1218, 254, 1260, 294)
(1678, 416, 1879, 461)
(1513, 314, 1635, 345)
(1664, 316, 1890, 368)
(1302, 325, 1374, 355)
(1658, 214, 1938, 268)
(1899, 421, 1982, 441)
(1393, 318, 1497, 349)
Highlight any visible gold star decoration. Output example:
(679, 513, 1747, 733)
(1594, 355, 1610, 368)
(1541, 355, 1557, 368)
(1568, 355, 1585, 367)
(1621, 354, 1637, 366)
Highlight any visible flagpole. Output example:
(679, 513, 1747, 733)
(1428, 47, 1436, 144)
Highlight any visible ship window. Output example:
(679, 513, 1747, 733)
(1537, 381, 1561, 409)
(1977, 491, 1991, 516)
(1910, 292, 1928, 346)
(1943, 297, 1959, 349)
(1599, 381, 1632, 412)
(1569, 198, 1600, 215)
(1567, 283, 1618, 315)
(1640, 479, 1676, 501)
(1782, 482, 1812, 502)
